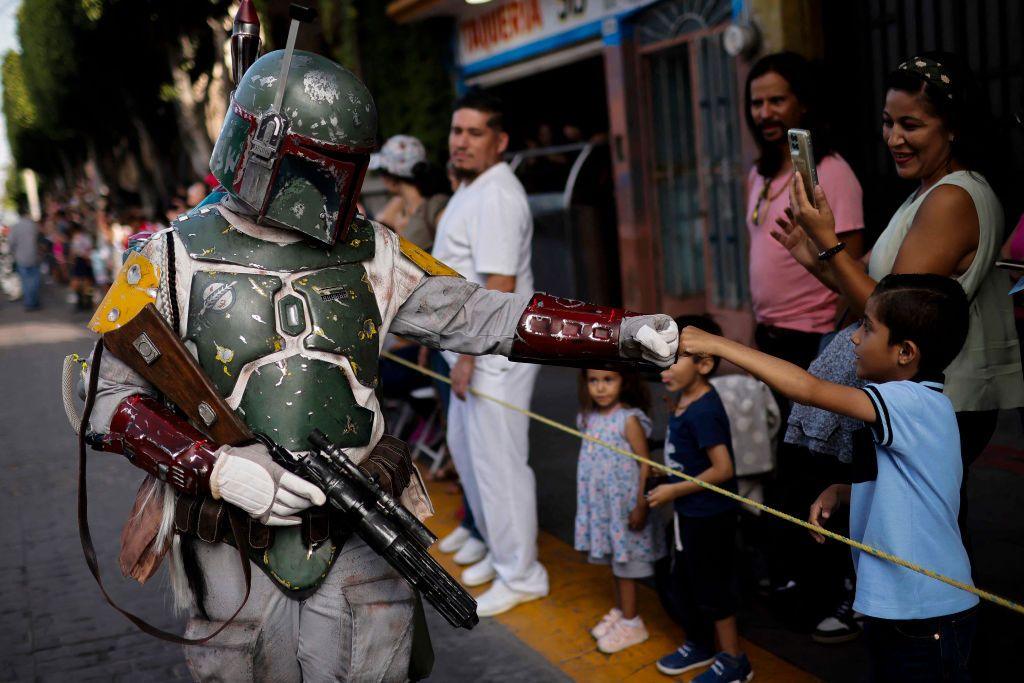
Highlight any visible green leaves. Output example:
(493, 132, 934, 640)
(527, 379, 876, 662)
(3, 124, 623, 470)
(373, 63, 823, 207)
(2, 50, 53, 173)
(80, 0, 103, 23)
(17, 0, 83, 137)
(5, 0, 233, 191)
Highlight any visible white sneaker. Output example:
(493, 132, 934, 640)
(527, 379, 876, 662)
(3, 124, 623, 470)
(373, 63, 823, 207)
(461, 554, 496, 587)
(597, 616, 649, 654)
(590, 607, 623, 640)
(475, 579, 547, 617)
(437, 526, 472, 554)
(453, 537, 487, 566)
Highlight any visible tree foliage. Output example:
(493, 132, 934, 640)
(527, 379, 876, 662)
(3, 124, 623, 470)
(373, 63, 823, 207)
(16, 0, 87, 138)
(2, 50, 49, 173)
(262, 0, 454, 162)
(8, 0, 232, 203)
(352, 3, 454, 162)
(5, 0, 455, 204)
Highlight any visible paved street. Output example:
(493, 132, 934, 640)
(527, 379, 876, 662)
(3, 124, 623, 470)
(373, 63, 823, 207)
(3, 285, 1023, 681)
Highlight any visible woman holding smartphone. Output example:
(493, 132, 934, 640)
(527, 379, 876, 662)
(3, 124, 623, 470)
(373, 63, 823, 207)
(774, 52, 1024, 539)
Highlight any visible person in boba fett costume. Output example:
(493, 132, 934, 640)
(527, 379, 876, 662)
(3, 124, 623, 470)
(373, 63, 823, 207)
(84, 9, 679, 681)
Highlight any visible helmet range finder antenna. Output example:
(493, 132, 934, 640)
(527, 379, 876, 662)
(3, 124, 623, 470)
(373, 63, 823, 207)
(272, 4, 319, 115)
(230, 0, 261, 85)
(236, 4, 317, 217)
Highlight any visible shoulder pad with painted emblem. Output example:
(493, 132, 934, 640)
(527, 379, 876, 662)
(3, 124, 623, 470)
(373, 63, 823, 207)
(398, 236, 462, 278)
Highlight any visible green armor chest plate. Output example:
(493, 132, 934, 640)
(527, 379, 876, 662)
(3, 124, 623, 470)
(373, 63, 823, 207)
(176, 210, 382, 453)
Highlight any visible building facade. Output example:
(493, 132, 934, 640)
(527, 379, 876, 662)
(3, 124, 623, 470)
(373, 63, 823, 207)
(385, 0, 807, 341)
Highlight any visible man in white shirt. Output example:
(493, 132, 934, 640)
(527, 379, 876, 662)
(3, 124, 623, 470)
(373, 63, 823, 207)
(432, 91, 547, 616)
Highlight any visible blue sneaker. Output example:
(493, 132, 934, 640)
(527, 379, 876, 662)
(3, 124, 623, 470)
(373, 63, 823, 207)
(692, 652, 754, 683)
(656, 642, 715, 675)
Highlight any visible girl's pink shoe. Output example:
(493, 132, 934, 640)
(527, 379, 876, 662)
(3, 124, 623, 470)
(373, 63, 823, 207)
(597, 616, 649, 654)
(590, 607, 622, 640)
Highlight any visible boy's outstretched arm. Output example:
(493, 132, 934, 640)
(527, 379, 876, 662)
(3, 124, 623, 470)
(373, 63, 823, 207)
(679, 326, 876, 424)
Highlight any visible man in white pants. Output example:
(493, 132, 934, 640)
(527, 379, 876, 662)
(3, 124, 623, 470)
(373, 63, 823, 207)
(432, 91, 547, 617)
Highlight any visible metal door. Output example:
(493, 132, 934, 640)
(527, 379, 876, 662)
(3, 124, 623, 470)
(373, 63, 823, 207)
(636, 0, 747, 309)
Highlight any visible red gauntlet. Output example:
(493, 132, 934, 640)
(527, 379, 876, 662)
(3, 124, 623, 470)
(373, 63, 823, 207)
(96, 395, 219, 496)
(509, 293, 638, 366)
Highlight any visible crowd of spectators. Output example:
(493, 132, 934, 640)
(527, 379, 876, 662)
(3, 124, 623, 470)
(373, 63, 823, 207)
(1, 180, 216, 312)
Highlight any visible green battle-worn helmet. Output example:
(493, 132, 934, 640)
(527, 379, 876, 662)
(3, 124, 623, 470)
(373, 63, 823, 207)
(210, 50, 378, 245)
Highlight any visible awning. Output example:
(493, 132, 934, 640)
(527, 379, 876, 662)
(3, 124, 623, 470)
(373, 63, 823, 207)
(464, 38, 603, 88)
(387, 0, 460, 24)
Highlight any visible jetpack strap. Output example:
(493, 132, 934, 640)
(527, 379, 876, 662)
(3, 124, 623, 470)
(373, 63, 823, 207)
(78, 340, 253, 645)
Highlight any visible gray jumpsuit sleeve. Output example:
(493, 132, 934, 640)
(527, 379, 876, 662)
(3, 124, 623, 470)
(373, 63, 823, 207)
(87, 352, 156, 433)
(388, 276, 530, 357)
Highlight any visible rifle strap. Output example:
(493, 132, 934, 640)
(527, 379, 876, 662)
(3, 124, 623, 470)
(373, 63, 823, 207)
(165, 230, 181, 333)
(78, 339, 253, 645)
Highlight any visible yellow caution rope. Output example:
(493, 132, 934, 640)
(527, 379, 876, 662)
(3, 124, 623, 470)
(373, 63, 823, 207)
(382, 350, 1024, 617)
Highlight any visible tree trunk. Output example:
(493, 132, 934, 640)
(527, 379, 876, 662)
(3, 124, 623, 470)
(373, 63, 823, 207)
(169, 35, 215, 180)
(130, 116, 166, 215)
(204, 14, 232, 144)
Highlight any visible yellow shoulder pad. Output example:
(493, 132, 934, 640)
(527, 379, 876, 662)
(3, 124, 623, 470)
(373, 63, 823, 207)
(88, 252, 161, 334)
(399, 236, 463, 278)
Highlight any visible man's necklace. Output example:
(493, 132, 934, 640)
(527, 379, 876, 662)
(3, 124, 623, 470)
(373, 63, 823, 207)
(751, 171, 794, 225)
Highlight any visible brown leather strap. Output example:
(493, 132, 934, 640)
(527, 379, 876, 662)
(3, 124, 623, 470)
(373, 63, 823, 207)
(359, 434, 414, 498)
(78, 340, 252, 645)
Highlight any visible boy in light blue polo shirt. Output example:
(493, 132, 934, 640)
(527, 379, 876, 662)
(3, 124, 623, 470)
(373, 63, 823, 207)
(678, 274, 977, 682)
(852, 379, 976, 620)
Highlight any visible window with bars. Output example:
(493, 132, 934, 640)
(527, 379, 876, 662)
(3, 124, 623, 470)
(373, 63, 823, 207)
(636, 0, 749, 308)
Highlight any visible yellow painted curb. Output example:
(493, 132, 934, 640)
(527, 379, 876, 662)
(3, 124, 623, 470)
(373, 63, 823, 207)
(422, 472, 819, 682)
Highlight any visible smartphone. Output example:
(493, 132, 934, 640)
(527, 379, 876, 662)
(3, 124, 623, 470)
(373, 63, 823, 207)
(788, 128, 818, 207)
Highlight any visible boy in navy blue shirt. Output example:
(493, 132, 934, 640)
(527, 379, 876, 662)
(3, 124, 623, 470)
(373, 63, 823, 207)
(680, 275, 977, 682)
(647, 315, 752, 683)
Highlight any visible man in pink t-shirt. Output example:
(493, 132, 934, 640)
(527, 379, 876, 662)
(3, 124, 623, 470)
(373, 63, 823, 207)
(743, 52, 865, 645)
(745, 53, 865, 369)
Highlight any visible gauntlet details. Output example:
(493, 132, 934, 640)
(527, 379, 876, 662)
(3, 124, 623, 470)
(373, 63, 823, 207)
(509, 293, 639, 366)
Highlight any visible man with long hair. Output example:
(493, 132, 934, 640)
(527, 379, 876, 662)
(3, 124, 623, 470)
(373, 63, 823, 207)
(744, 52, 865, 367)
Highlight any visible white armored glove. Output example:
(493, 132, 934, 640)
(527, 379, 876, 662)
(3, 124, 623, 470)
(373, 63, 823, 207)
(210, 443, 326, 526)
(620, 315, 679, 367)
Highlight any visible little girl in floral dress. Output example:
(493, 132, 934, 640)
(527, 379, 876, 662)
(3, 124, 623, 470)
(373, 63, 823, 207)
(574, 368, 665, 654)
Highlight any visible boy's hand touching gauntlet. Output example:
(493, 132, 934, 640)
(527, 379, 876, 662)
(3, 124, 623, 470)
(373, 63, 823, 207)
(678, 325, 722, 358)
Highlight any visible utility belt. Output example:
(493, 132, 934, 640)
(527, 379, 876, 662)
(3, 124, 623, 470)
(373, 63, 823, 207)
(174, 493, 350, 600)
(172, 434, 416, 600)
(174, 493, 336, 550)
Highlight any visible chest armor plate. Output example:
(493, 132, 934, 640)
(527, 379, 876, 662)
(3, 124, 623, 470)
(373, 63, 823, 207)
(178, 209, 382, 452)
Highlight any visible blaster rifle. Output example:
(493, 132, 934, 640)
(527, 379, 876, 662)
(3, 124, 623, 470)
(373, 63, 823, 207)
(256, 431, 478, 629)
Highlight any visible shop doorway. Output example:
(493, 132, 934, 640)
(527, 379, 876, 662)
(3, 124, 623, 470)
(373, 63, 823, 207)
(486, 56, 621, 303)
